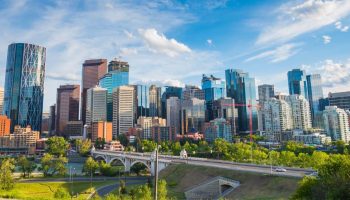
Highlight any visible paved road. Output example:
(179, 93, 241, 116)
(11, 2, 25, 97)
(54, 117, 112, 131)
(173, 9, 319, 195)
(19, 176, 149, 183)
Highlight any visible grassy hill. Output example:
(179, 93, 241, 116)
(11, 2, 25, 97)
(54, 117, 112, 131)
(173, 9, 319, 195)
(159, 164, 300, 200)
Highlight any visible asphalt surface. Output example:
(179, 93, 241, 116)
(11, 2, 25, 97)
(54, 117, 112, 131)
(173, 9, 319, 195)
(19, 176, 149, 183)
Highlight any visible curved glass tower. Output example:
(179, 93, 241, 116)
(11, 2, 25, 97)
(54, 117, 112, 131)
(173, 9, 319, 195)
(3, 43, 46, 132)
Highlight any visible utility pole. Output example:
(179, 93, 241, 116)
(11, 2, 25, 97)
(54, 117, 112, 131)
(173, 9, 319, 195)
(154, 146, 159, 200)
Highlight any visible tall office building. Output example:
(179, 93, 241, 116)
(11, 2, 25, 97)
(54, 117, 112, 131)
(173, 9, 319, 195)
(3, 43, 46, 132)
(183, 85, 205, 100)
(137, 117, 166, 139)
(99, 60, 129, 121)
(166, 97, 181, 134)
(225, 69, 258, 133)
(213, 97, 237, 135)
(258, 84, 275, 102)
(323, 106, 350, 143)
(49, 104, 56, 136)
(86, 86, 107, 128)
(306, 74, 324, 128)
(55, 85, 80, 136)
(0, 88, 4, 114)
(81, 59, 107, 124)
(262, 98, 293, 132)
(0, 115, 11, 136)
(202, 74, 226, 121)
(181, 98, 205, 134)
(133, 85, 150, 122)
(161, 86, 182, 118)
(113, 86, 135, 136)
(204, 118, 232, 143)
(285, 95, 312, 130)
(149, 85, 159, 117)
(287, 69, 308, 98)
(328, 91, 350, 111)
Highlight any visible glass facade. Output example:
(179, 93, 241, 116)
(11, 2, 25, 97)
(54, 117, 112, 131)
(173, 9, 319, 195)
(181, 98, 205, 134)
(161, 86, 183, 119)
(306, 74, 324, 128)
(225, 69, 258, 133)
(287, 69, 308, 98)
(3, 43, 46, 132)
(134, 85, 150, 122)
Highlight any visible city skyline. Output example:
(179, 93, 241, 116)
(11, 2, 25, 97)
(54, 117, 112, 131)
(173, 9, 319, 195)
(1, 0, 350, 112)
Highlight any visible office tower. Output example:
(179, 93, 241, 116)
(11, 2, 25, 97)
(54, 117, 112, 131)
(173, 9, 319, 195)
(262, 98, 293, 132)
(213, 97, 237, 135)
(64, 121, 83, 138)
(41, 112, 50, 136)
(183, 85, 205, 100)
(86, 86, 107, 129)
(0, 115, 11, 136)
(202, 74, 226, 121)
(3, 43, 46, 132)
(328, 91, 350, 111)
(151, 126, 176, 142)
(133, 85, 150, 122)
(306, 74, 324, 128)
(161, 86, 183, 118)
(99, 60, 129, 121)
(225, 69, 258, 133)
(258, 84, 275, 102)
(81, 59, 107, 124)
(55, 85, 80, 136)
(49, 104, 56, 136)
(113, 86, 135, 136)
(137, 117, 166, 139)
(319, 98, 330, 111)
(166, 97, 181, 134)
(91, 121, 112, 142)
(287, 69, 308, 98)
(323, 106, 350, 143)
(285, 95, 312, 130)
(0, 87, 3, 114)
(149, 85, 159, 117)
(204, 118, 232, 143)
(181, 98, 205, 134)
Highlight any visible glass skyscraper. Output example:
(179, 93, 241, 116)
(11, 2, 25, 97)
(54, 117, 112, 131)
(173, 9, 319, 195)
(225, 69, 258, 133)
(287, 69, 308, 98)
(306, 74, 324, 128)
(161, 86, 183, 119)
(99, 60, 129, 121)
(133, 85, 150, 122)
(3, 43, 46, 132)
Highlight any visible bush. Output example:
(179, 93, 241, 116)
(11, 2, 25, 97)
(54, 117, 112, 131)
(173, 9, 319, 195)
(100, 162, 120, 177)
(54, 188, 69, 199)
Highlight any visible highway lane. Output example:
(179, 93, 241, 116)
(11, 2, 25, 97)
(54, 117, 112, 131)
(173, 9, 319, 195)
(19, 176, 149, 183)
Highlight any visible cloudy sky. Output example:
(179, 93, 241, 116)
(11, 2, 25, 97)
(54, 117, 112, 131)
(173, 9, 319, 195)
(1, 0, 350, 111)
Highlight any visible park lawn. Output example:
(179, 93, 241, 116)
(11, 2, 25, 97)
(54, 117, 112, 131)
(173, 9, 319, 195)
(0, 181, 115, 200)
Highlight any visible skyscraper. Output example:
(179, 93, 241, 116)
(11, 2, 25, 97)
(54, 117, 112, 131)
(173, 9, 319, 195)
(161, 86, 183, 118)
(328, 91, 350, 111)
(81, 59, 107, 124)
(0, 87, 4, 114)
(323, 106, 350, 143)
(258, 84, 275, 102)
(204, 118, 232, 143)
(55, 85, 80, 136)
(49, 104, 56, 136)
(183, 85, 205, 100)
(181, 98, 205, 134)
(262, 98, 293, 133)
(86, 86, 107, 128)
(166, 97, 181, 134)
(285, 95, 312, 130)
(202, 74, 226, 121)
(113, 86, 135, 136)
(213, 97, 237, 135)
(306, 74, 324, 128)
(3, 43, 46, 132)
(225, 69, 258, 133)
(99, 60, 129, 121)
(133, 85, 150, 122)
(287, 69, 308, 98)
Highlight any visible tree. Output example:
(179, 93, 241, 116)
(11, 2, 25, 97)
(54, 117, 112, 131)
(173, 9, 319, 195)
(333, 140, 346, 154)
(54, 188, 70, 199)
(40, 154, 67, 176)
(119, 179, 127, 195)
(54, 156, 68, 176)
(76, 139, 91, 156)
(135, 185, 152, 200)
(82, 157, 99, 176)
(17, 155, 36, 178)
(40, 153, 54, 176)
(118, 134, 129, 147)
(171, 141, 182, 155)
(130, 162, 147, 175)
(46, 136, 69, 156)
(158, 179, 168, 200)
(95, 137, 106, 149)
(0, 158, 15, 190)
(279, 151, 297, 167)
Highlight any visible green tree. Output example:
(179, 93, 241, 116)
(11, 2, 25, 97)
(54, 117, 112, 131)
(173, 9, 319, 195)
(130, 162, 147, 175)
(0, 158, 15, 190)
(76, 139, 91, 156)
(297, 153, 311, 168)
(142, 140, 157, 152)
(333, 140, 346, 154)
(158, 179, 167, 200)
(279, 151, 297, 167)
(135, 185, 152, 200)
(82, 157, 99, 176)
(17, 155, 36, 178)
(40, 154, 67, 176)
(54, 188, 70, 199)
(54, 156, 68, 176)
(40, 153, 54, 176)
(46, 136, 69, 156)
(119, 179, 127, 195)
(171, 141, 182, 155)
(310, 151, 329, 170)
(118, 134, 129, 147)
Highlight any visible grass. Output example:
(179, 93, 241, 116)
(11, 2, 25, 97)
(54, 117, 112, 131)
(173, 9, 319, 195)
(0, 181, 115, 200)
(159, 164, 300, 200)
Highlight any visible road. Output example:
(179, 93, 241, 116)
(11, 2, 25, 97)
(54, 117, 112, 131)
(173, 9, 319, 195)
(19, 176, 149, 183)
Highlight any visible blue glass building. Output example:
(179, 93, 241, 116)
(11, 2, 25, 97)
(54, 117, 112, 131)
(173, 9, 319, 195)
(201, 74, 226, 121)
(225, 69, 258, 133)
(287, 69, 308, 98)
(99, 60, 129, 121)
(3, 43, 46, 132)
(306, 74, 324, 128)
(161, 86, 183, 119)
(134, 85, 150, 122)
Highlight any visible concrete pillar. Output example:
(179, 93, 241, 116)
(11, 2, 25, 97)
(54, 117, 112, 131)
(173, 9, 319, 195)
(124, 158, 131, 172)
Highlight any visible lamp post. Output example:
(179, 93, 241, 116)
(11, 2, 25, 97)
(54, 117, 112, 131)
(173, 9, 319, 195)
(153, 145, 161, 200)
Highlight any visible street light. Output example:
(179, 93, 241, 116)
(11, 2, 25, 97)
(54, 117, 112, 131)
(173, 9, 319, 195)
(153, 145, 161, 200)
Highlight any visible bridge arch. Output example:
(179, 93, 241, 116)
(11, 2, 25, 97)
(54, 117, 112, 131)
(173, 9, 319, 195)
(130, 160, 151, 171)
(94, 155, 107, 163)
(109, 157, 126, 166)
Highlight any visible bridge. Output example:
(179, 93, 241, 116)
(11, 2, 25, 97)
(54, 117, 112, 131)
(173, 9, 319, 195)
(91, 149, 315, 177)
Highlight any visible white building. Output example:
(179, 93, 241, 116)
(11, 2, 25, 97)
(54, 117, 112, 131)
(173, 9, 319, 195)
(0, 87, 3, 114)
(293, 132, 331, 145)
(285, 95, 312, 130)
(86, 86, 107, 127)
(323, 106, 350, 143)
(166, 97, 181, 134)
(113, 86, 135, 136)
(262, 98, 293, 133)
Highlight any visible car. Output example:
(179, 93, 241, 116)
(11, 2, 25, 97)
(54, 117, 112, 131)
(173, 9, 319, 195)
(308, 171, 318, 177)
(274, 167, 287, 172)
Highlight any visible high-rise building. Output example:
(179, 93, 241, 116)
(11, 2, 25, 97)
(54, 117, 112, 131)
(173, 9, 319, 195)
(0, 115, 11, 137)
(258, 84, 275, 102)
(183, 85, 205, 100)
(3, 43, 46, 132)
(149, 85, 159, 117)
(306, 74, 324, 128)
(323, 106, 350, 143)
(166, 97, 181, 134)
(113, 86, 135, 136)
(161, 86, 183, 118)
(213, 97, 237, 135)
(204, 118, 232, 143)
(55, 85, 80, 136)
(86, 86, 107, 129)
(285, 95, 312, 130)
(64, 121, 83, 138)
(137, 117, 166, 139)
(49, 104, 56, 136)
(319, 98, 330, 111)
(81, 59, 107, 124)
(328, 91, 350, 111)
(262, 98, 293, 133)
(99, 60, 129, 121)
(0, 88, 4, 114)
(151, 126, 176, 142)
(225, 69, 258, 133)
(202, 74, 226, 121)
(181, 98, 205, 134)
(133, 85, 150, 122)
(41, 112, 50, 136)
(287, 69, 308, 98)
(91, 121, 112, 142)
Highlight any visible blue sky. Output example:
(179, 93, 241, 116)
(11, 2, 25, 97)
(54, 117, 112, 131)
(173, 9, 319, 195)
(1, 0, 350, 111)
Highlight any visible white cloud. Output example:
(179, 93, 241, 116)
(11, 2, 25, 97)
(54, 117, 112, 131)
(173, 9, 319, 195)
(138, 28, 191, 57)
(322, 35, 331, 44)
(136, 79, 185, 87)
(335, 21, 349, 32)
(246, 43, 301, 63)
(207, 39, 213, 46)
(257, 0, 350, 45)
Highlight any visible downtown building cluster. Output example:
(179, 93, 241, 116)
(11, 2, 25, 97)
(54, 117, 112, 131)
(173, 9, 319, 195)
(1, 43, 350, 153)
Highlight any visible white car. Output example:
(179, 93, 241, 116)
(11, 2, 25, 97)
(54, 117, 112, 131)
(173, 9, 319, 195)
(274, 167, 287, 172)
